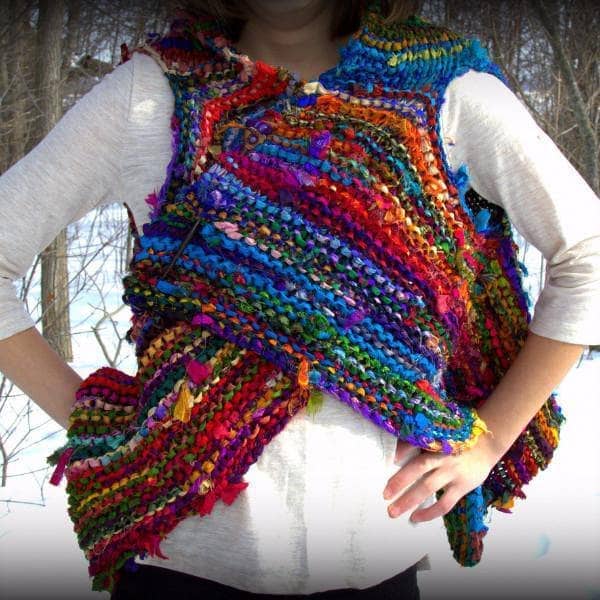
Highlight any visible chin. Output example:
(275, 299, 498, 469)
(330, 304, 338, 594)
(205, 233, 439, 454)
(247, 0, 324, 16)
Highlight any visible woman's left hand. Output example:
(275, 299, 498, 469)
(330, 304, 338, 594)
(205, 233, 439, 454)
(382, 333, 586, 523)
(382, 434, 502, 522)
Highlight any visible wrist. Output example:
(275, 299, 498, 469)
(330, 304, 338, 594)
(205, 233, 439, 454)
(474, 426, 507, 465)
(475, 399, 519, 460)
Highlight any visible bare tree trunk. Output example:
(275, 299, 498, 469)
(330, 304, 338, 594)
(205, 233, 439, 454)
(61, 0, 81, 79)
(531, 0, 599, 193)
(0, 2, 10, 172)
(36, 0, 72, 361)
(6, 0, 30, 164)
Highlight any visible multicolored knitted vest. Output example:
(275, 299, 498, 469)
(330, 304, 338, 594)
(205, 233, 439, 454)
(47, 1, 565, 593)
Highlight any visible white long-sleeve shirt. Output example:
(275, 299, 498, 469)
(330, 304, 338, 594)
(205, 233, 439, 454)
(1, 50, 599, 594)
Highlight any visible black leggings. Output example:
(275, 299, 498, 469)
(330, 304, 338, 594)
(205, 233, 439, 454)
(110, 561, 421, 599)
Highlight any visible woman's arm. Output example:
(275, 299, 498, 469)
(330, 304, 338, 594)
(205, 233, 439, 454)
(0, 327, 82, 429)
(0, 55, 136, 426)
(383, 70, 600, 519)
(441, 71, 600, 345)
(384, 331, 584, 521)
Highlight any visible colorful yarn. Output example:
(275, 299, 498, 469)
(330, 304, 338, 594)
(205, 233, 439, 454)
(47, 1, 565, 592)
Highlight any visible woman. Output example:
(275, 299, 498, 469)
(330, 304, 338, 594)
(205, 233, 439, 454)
(0, 0, 598, 598)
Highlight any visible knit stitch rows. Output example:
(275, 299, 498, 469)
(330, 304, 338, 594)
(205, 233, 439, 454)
(48, 2, 565, 592)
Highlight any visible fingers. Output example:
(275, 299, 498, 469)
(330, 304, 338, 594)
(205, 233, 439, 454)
(384, 436, 496, 523)
(410, 485, 463, 522)
(384, 450, 441, 501)
(385, 468, 452, 519)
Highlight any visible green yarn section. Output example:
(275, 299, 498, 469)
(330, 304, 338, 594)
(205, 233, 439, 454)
(305, 388, 325, 418)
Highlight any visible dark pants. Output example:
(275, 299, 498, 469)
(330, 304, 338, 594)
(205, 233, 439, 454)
(110, 562, 421, 599)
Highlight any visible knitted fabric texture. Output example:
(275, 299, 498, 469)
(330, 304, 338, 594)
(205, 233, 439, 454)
(47, 1, 565, 593)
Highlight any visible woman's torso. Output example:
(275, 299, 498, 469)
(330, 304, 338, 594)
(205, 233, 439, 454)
(124, 50, 437, 594)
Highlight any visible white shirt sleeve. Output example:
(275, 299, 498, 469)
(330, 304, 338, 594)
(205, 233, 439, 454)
(440, 70, 600, 346)
(0, 51, 173, 342)
(0, 56, 136, 340)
